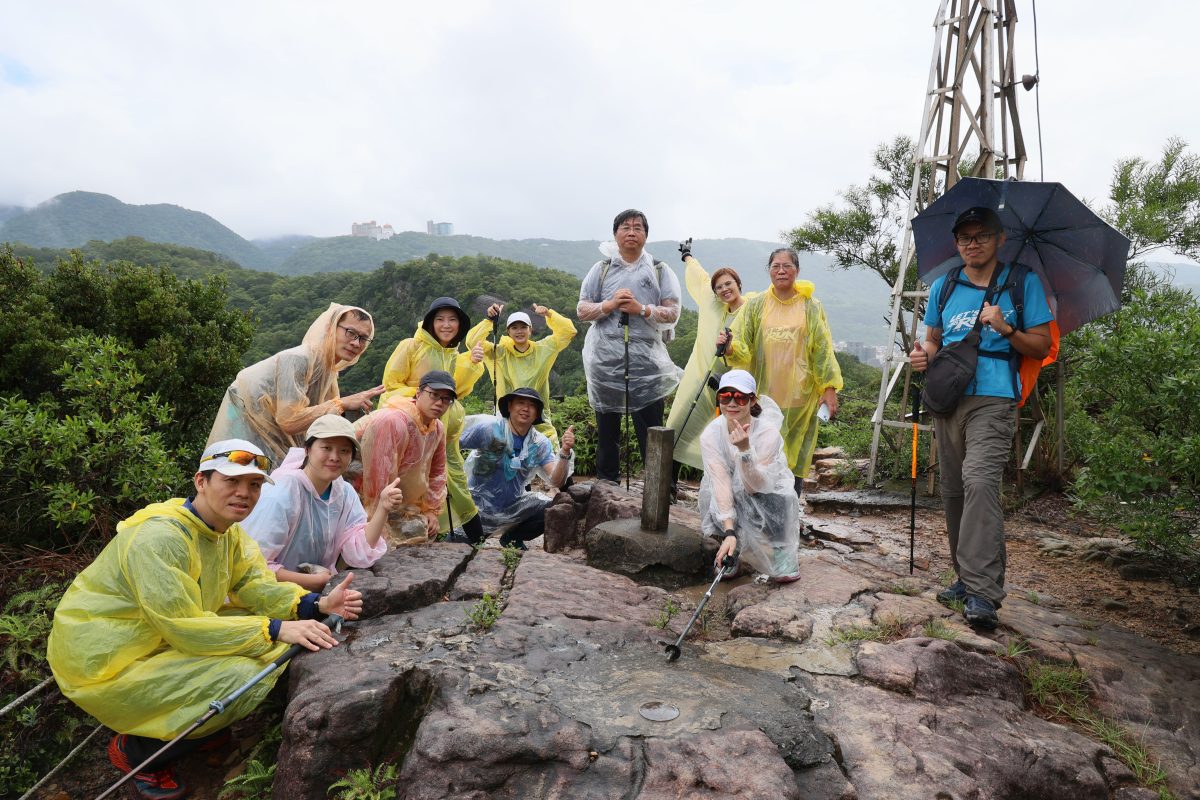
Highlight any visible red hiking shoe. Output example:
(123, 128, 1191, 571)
(107, 734, 192, 800)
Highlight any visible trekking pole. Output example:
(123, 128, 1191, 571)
(96, 614, 344, 800)
(620, 311, 631, 490)
(909, 380, 921, 575)
(664, 553, 736, 661)
(491, 312, 500, 412)
(672, 327, 731, 448)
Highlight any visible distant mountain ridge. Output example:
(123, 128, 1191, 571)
(0, 191, 270, 269)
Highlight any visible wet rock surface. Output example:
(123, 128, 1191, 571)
(272, 498, 1200, 800)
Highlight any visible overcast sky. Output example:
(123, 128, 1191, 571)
(1, 1, 1196, 244)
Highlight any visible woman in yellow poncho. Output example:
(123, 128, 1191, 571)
(464, 303, 577, 448)
(47, 440, 361, 798)
(208, 303, 385, 465)
(666, 244, 756, 473)
(718, 248, 842, 489)
(379, 297, 485, 539)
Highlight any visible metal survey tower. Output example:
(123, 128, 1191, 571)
(866, 0, 1029, 483)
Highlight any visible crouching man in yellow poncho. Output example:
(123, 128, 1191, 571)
(47, 439, 363, 800)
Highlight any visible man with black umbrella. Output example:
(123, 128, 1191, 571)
(909, 206, 1053, 629)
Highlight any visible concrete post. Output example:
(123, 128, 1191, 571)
(641, 426, 673, 531)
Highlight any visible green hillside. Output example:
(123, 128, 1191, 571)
(0, 191, 269, 269)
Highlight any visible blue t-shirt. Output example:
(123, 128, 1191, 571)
(923, 264, 1053, 399)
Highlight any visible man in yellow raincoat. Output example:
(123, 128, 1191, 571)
(465, 303, 577, 448)
(718, 247, 842, 490)
(379, 297, 485, 539)
(208, 303, 385, 465)
(47, 439, 363, 799)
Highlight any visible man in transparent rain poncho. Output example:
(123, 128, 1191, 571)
(577, 209, 683, 483)
(699, 370, 802, 583)
(460, 387, 575, 549)
(208, 303, 385, 465)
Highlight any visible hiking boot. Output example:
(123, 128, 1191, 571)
(937, 579, 967, 605)
(963, 594, 999, 630)
(770, 547, 801, 584)
(108, 734, 191, 800)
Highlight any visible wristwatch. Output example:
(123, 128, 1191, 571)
(1000, 325, 1016, 339)
(642, 304, 652, 319)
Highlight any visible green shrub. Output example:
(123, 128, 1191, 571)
(465, 593, 501, 631)
(328, 763, 399, 800)
(0, 335, 186, 548)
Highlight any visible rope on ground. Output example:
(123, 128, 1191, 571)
(17, 722, 105, 800)
(0, 675, 56, 719)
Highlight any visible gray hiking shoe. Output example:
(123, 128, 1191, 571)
(937, 579, 967, 605)
(963, 594, 999, 630)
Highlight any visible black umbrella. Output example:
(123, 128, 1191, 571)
(911, 177, 1131, 335)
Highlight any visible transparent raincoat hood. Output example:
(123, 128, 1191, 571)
(208, 303, 375, 464)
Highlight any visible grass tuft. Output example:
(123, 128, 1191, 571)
(465, 593, 501, 631)
(922, 619, 960, 641)
(825, 614, 907, 646)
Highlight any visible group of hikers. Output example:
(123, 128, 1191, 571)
(45, 206, 1049, 798)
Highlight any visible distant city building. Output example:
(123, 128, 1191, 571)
(350, 220, 394, 240)
(835, 340, 882, 367)
(426, 220, 454, 236)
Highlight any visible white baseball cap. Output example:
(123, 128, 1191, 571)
(717, 370, 756, 395)
(199, 439, 275, 483)
(506, 311, 532, 329)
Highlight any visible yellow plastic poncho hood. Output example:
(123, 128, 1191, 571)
(47, 499, 306, 740)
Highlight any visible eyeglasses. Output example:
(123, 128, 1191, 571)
(955, 232, 997, 246)
(617, 224, 646, 234)
(422, 389, 455, 405)
(338, 325, 373, 345)
(768, 264, 796, 274)
(717, 390, 752, 406)
(202, 450, 272, 471)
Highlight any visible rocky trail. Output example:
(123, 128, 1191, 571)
(34, 484, 1199, 799)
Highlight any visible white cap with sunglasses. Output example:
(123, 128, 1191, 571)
(199, 439, 275, 484)
(717, 370, 756, 396)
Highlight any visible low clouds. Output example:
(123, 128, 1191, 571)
(0, 2, 1195, 243)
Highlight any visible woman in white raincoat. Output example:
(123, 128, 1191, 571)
(666, 243, 755, 473)
(208, 303, 385, 465)
(698, 370, 801, 583)
(242, 415, 403, 592)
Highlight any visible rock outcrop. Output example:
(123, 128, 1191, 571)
(272, 502, 1199, 799)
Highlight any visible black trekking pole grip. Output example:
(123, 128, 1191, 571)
(715, 327, 732, 357)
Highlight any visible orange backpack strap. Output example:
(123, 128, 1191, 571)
(1018, 318, 1059, 407)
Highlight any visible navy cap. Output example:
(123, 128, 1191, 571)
(952, 206, 1004, 234)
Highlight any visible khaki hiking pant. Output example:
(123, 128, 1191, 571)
(933, 394, 1015, 607)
